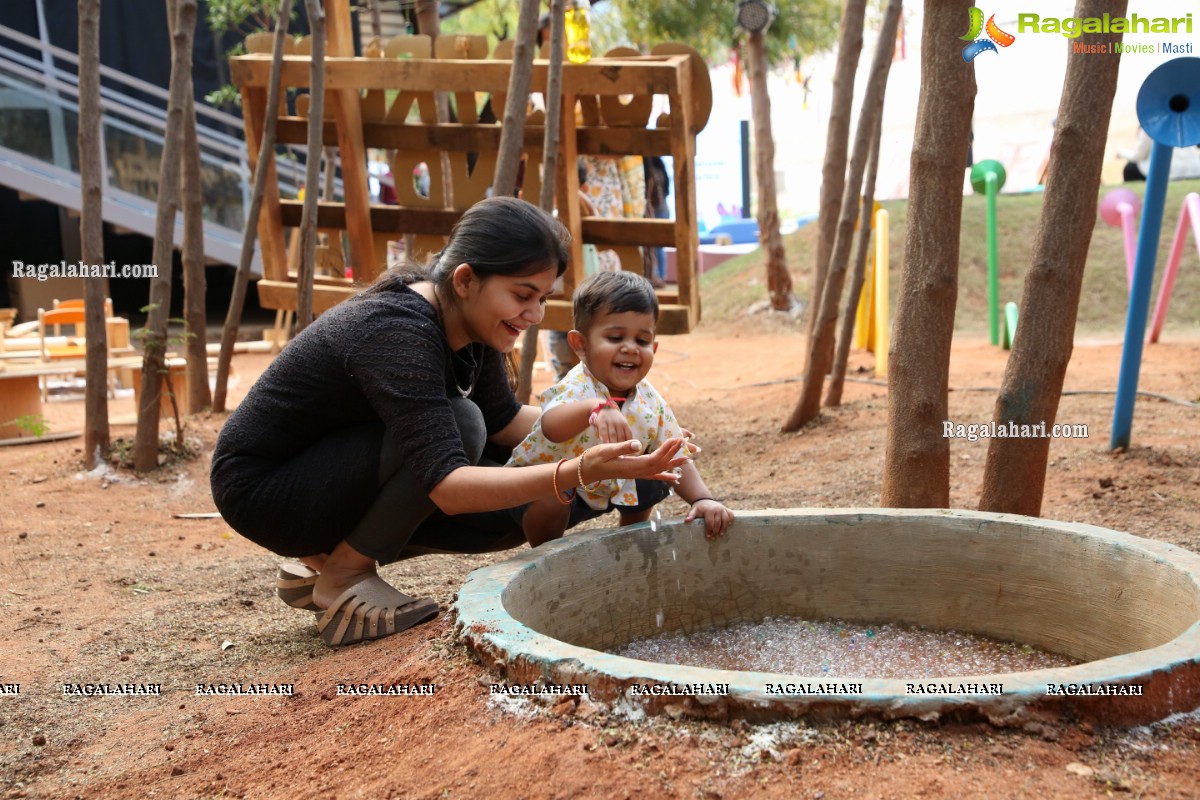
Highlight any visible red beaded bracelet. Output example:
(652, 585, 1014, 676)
(588, 398, 621, 428)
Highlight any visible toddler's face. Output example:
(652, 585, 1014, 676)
(574, 309, 657, 396)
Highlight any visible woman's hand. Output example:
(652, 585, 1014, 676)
(581, 437, 689, 484)
(685, 499, 734, 540)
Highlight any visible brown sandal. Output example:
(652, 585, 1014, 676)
(276, 563, 321, 612)
(316, 576, 439, 647)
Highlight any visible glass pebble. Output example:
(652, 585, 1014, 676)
(612, 616, 1078, 679)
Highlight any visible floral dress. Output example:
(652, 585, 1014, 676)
(579, 155, 646, 272)
(506, 362, 683, 510)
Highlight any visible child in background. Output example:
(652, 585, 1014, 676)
(506, 271, 734, 545)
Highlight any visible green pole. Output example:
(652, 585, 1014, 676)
(971, 160, 1006, 348)
(986, 172, 1000, 346)
(1003, 301, 1018, 350)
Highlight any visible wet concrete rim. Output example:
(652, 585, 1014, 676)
(455, 509, 1200, 725)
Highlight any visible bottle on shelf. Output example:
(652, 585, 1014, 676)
(565, 0, 592, 64)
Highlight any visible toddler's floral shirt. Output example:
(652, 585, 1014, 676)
(506, 362, 683, 509)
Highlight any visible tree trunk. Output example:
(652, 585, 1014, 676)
(785, 0, 901, 432)
(745, 30, 792, 311)
(213, 0, 293, 413)
(492, 0, 540, 197)
(78, 0, 108, 469)
(979, 0, 1126, 516)
(134, 0, 197, 472)
(516, 0, 567, 404)
(415, 0, 453, 208)
(181, 82, 211, 412)
(367, 0, 382, 41)
(879, 0, 976, 508)
(414, 0, 440, 45)
(296, 0, 326, 332)
(807, 0, 866, 340)
(826, 111, 884, 407)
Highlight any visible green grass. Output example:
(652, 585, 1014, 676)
(699, 178, 1200, 336)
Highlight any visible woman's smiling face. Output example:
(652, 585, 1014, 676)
(455, 263, 558, 352)
(571, 309, 658, 396)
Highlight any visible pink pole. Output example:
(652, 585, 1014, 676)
(1149, 192, 1200, 344)
(1119, 204, 1137, 289)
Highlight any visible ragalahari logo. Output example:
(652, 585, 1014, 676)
(961, 7, 1016, 62)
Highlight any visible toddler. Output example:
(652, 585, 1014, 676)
(507, 271, 734, 546)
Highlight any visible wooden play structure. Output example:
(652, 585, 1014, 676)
(229, 0, 712, 334)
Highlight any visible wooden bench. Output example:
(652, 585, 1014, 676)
(0, 361, 81, 439)
(0, 355, 156, 439)
(130, 357, 191, 419)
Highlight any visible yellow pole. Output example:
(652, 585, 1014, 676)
(854, 247, 874, 351)
(873, 207, 889, 378)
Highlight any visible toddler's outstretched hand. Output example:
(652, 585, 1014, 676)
(593, 404, 632, 445)
(685, 499, 734, 540)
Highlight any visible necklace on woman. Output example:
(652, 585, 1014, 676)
(431, 286, 480, 398)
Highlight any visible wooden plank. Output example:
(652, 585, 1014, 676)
(257, 279, 358, 314)
(231, 55, 689, 96)
(668, 64, 700, 328)
(540, 300, 691, 335)
(0, 355, 143, 378)
(278, 200, 676, 247)
(256, 281, 688, 332)
(576, 127, 672, 157)
(556, 90, 583, 302)
(650, 304, 692, 336)
(274, 119, 673, 156)
(581, 218, 676, 247)
(325, 0, 379, 281)
(240, 86, 287, 282)
(278, 200, 461, 234)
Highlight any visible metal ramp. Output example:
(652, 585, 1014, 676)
(0, 22, 309, 270)
(0, 142, 250, 267)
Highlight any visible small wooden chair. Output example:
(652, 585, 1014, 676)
(38, 307, 87, 361)
(50, 298, 113, 335)
(52, 297, 114, 314)
(36, 307, 116, 400)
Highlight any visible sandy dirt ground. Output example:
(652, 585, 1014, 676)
(2, 318, 1199, 799)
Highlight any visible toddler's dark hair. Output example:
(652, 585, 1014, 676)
(573, 270, 659, 333)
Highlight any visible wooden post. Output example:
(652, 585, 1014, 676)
(213, 0, 293, 413)
(786, 0, 901, 432)
(240, 85, 287, 280)
(809, 0, 867, 341)
(297, 0, 326, 331)
(181, 84, 211, 412)
(668, 55, 699, 329)
(325, 0, 378, 281)
(78, 0, 109, 467)
(135, 0, 196, 471)
(745, 29, 793, 312)
(827, 112, 884, 407)
(492, 0, 540, 197)
(880, 0, 976, 508)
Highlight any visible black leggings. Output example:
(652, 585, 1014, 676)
(212, 399, 526, 564)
